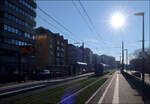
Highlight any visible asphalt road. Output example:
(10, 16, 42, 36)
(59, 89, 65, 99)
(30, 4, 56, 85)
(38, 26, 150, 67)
(0, 73, 94, 98)
(88, 71, 144, 104)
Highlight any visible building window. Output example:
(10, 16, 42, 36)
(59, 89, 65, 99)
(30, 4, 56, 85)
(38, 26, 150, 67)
(57, 53, 60, 57)
(4, 24, 7, 30)
(4, 12, 31, 27)
(32, 35, 35, 40)
(61, 42, 64, 46)
(5, 0, 34, 20)
(57, 47, 59, 50)
(19, 0, 35, 11)
(57, 41, 60, 45)
(49, 44, 53, 48)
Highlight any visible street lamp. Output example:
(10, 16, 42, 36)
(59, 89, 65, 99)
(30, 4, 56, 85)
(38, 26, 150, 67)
(124, 49, 128, 70)
(134, 12, 145, 99)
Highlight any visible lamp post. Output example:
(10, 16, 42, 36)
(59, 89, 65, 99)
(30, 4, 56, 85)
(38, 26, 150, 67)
(134, 12, 145, 100)
(122, 41, 124, 70)
(124, 49, 128, 70)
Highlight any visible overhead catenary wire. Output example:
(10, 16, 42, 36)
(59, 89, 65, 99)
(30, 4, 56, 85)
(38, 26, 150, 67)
(72, 0, 94, 34)
(72, 1, 109, 53)
(72, 0, 104, 49)
(37, 6, 83, 42)
(37, 3, 116, 53)
(78, 0, 109, 46)
(72, 0, 107, 51)
(37, 15, 76, 42)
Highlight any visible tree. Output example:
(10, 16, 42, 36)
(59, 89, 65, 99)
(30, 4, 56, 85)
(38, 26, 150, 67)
(130, 48, 150, 74)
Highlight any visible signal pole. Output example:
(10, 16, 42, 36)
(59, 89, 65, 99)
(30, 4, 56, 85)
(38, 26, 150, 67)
(82, 42, 84, 62)
(124, 49, 128, 69)
(122, 41, 124, 70)
(134, 12, 145, 100)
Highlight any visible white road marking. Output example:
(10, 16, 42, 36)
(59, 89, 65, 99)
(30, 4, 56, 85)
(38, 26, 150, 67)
(85, 78, 109, 104)
(98, 72, 116, 104)
(0, 84, 46, 96)
(112, 73, 119, 104)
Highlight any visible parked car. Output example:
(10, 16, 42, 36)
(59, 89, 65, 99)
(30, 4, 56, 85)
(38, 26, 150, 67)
(39, 70, 51, 79)
(132, 71, 141, 78)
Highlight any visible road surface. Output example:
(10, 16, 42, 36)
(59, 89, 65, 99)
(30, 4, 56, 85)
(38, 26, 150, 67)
(0, 73, 94, 98)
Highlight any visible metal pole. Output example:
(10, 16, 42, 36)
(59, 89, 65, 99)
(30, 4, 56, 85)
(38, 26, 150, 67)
(122, 41, 124, 70)
(120, 56, 121, 64)
(125, 49, 128, 69)
(142, 14, 145, 100)
(126, 49, 128, 67)
(120, 56, 122, 69)
(134, 12, 145, 99)
(82, 42, 84, 62)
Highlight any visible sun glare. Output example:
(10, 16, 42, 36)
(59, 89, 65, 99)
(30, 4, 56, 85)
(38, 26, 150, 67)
(111, 13, 125, 29)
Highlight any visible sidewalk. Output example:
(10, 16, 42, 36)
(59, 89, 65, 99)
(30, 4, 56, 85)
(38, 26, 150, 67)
(86, 71, 144, 104)
(119, 72, 144, 104)
(145, 74, 150, 85)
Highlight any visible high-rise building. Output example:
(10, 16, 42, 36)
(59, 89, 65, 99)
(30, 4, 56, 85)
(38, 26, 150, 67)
(0, 0, 37, 73)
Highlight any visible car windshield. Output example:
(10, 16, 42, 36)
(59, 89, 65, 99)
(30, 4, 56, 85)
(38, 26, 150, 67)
(0, 0, 150, 104)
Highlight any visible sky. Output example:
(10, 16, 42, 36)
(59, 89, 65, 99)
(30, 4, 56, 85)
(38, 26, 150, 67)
(35, 0, 149, 61)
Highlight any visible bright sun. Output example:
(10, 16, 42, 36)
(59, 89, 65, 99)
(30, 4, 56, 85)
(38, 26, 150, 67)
(111, 13, 125, 29)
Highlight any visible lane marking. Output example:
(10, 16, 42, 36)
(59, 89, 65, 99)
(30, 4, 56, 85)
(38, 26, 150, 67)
(0, 84, 46, 96)
(112, 73, 119, 104)
(98, 72, 116, 104)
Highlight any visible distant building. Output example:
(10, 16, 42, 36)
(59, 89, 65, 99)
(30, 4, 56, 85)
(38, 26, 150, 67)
(54, 33, 68, 65)
(92, 54, 99, 65)
(100, 54, 116, 69)
(33, 27, 55, 69)
(115, 61, 121, 69)
(0, 0, 37, 73)
(67, 44, 82, 65)
(33, 27, 68, 68)
(84, 48, 93, 65)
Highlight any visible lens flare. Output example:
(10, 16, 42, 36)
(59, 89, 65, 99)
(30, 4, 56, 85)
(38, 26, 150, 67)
(111, 13, 125, 29)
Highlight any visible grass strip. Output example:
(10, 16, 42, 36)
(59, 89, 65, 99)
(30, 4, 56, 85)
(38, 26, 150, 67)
(75, 77, 107, 104)
(10, 76, 103, 104)
(10, 78, 88, 104)
(35, 76, 103, 104)
(108, 70, 116, 75)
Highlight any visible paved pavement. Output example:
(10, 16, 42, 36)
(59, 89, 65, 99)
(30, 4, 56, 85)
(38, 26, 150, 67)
(0, 73, 94, 98)
(88, 71, 144, 104)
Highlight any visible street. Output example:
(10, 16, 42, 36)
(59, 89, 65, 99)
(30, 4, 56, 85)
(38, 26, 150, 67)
(0, 73, 94, 98)
(87, 71, 144, 104)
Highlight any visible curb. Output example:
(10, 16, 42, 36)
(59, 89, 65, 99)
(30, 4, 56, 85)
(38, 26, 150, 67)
(0, 84, 46, 98)
(0, 73, 94, 98)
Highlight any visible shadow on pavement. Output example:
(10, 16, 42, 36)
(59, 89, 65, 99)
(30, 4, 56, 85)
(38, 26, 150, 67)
(121, 71, 150, 104)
